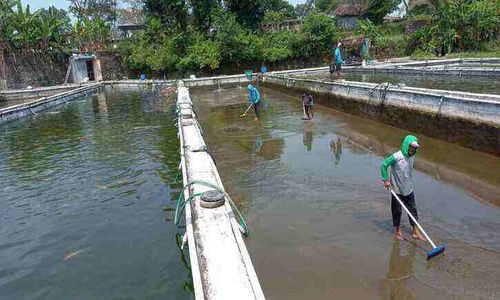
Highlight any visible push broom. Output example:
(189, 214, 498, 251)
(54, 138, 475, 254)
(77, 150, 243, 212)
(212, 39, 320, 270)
(240, 104, 253, 117)
(389, 188, 445, 260)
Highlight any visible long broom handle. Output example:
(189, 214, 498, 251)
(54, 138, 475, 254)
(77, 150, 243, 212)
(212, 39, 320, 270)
(240, 103, 253, 116)
(389, 188, 437, 249)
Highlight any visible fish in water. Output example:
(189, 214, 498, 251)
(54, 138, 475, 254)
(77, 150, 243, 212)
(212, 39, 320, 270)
(64, 249, 84, 261)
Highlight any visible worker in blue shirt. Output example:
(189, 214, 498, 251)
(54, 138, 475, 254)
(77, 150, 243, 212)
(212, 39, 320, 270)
(334, 42, 344, 80)
(247, 77, 261, 121)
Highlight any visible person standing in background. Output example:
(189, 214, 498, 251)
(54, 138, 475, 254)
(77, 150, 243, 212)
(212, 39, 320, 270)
(334, 42, 344, 80)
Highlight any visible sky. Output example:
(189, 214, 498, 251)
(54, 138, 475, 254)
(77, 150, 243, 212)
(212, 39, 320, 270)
(25, 0, 308, 11)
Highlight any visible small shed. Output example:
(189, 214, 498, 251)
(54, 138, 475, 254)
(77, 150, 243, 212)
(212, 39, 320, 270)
(69, 54, 103, 84)
(333, 4, 365, 30)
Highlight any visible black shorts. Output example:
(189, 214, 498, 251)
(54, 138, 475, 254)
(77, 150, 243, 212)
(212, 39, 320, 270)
(391, 192, 418, 227)
(334, 63, 342, 72)
(253, 102, 260, 118)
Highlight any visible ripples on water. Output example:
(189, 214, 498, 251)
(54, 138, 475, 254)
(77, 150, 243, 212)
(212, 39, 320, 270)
(0, 86, 193, 299)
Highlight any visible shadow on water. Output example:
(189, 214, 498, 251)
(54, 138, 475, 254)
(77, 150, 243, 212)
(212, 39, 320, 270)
(191, 86, 500, 299)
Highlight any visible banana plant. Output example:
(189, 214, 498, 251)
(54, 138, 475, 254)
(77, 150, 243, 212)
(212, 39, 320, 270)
(9, 0, 42, 49)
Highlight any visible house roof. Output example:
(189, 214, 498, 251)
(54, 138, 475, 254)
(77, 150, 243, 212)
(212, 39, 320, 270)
(333, 4, 365, 16)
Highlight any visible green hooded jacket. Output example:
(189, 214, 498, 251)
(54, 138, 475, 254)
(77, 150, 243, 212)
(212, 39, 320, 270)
(380, 135, 419, 196)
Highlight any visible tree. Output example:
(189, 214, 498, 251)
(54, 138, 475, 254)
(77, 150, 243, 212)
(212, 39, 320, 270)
(143, 0, 189, 32)
(190, 0, 221, 33)
(364, 0, 400, 24)
(295, 0, 316, 19)
(36, 7, 72, 50)
(314, 0, 339, 13)
(69, 0, 118, 23)
(179, 32, 221, 71)
(212, 9, 246, 62)
(300, 13, 337, 57)
(72, 14, 111, 52)
(117, 8, 146, 25)
(262, 30, 301, 62)
(225, 0, 265, 28)
(261, 0, 296, 18)
(262, 11, 287, 23)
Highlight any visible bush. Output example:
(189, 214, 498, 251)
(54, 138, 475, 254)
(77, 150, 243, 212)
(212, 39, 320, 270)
(179, 38, 221, 71)
(374, 34, 407, 57)
(262, 30, 301, 62)
(300, 13, 337, 57)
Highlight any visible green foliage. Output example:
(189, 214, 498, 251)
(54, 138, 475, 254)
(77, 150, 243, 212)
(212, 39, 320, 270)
(179, 33, 221, 70)
(123, 34, 180, 72)
(295, 0, 316, 18)
(261, 0, 296, 18)
(71, 14, 111, 52)
(262, 11, 287, 23)
(212, 10, 246, 62)
(235, 32, 265, 62)
(315, 0, 340, 13)
(411, 0, 500, 55)
(374, 34, 407, 57)
(68, 0, 118, 23)
(262, 31, 301, 62)
(300, 13, 337, 57)
(364, 0, 400, 25)
(357, 18, 379, 39)
(190, 0, 219, 33)
(1, 0, 71, 52)
(143, 0, 189, 32)
(226, 0, 265, 29)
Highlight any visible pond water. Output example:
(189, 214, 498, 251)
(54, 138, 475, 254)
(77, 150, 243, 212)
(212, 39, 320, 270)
(0, 86, 192, 299)
(191, 86, 500, 299)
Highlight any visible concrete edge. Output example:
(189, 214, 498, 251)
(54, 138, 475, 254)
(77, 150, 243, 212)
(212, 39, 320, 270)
(177, 108, 206, 300)
(0, 83, 103, 125)
(176, 83, 265, 299)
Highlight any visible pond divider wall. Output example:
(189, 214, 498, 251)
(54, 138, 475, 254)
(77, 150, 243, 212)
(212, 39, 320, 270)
(177, 81, 264, 299)
(263, 74, 500, 155)
(0, 84, 82, 101)
(274, 58, 500, 77)
(0, 83, 103, 125)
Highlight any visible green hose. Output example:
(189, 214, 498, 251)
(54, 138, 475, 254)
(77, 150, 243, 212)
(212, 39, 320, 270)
(174, 180, 249, 236)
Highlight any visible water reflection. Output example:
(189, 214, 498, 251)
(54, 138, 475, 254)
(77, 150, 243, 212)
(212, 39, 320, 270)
(382, 240, 416, 300)
(302, 123, 313, 151)
(330, 137, 343, 165)
(191, 86, 500, 299)
(175, 233, 194, 293)
(254, 135, 263, 153)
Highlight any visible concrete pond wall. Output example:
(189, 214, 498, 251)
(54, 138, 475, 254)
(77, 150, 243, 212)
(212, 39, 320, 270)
(272, 58, 500, 78)
(177, 82, 264, 299)
(0, 83, 103, 125)
(262, 74, 500, 155)
(0, 84, 82, 101)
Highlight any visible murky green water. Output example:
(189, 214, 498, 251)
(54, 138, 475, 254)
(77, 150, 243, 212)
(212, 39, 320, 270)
(0, 86, 192, 299)
(191, 86, 500, 299)
(297, 72, 500, 95)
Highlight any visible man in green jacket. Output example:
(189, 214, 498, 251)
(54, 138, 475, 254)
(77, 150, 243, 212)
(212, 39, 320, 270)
(381, 135, 426, 241)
